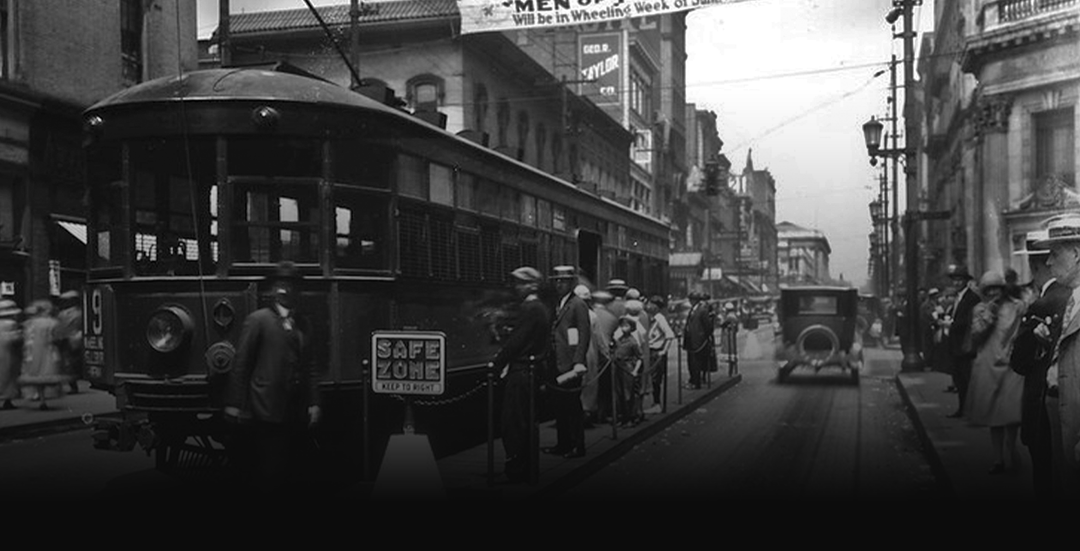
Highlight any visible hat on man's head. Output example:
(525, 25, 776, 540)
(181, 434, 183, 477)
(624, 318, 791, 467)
(619, 314, 638, 326)
(626, 299, 644, 315)
(1015, 229, 1051, 256)
(688, 290, 703, 300)
(59, 290, 80, 301)
(591, 289, 614, 304)
(269, 260, 302, 283)
(550, 265, 577, 280)
(606, 279, 629, 292)
(510, 266, 543, 283)
(0, 299, 20, 318)
(573, 284, 592, 301)
(928, 288, 940, 296)
(1034, 213, 1080, 248)
(945, 263, 973, 281)
(625, 288, 641, 300)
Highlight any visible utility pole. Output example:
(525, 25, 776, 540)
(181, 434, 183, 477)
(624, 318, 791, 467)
(899, 0, 924, 372)
(889, 53, 899, 303)
(218, 0, 230, 68)
(350, 0, 361, 90)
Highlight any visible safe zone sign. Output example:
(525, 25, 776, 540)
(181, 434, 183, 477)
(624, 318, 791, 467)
(371, 331, 446, 395)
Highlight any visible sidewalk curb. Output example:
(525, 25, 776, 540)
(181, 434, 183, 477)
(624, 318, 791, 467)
(893, 373, 953, 496)
(0, 411, 121, 445)
(526, 373, 743, 500)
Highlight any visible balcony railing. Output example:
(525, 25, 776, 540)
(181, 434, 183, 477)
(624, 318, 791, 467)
(980, 0, 1079, 31)
(1000, 0, 1077, 22)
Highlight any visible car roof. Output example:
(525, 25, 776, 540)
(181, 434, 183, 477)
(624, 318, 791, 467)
(781, 285, 857, 293)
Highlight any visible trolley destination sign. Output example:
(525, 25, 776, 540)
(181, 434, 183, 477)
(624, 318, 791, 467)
(371, 331, 446, 396)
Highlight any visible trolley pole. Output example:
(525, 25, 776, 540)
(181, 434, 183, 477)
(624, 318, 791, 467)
(362, 359, 370, 481)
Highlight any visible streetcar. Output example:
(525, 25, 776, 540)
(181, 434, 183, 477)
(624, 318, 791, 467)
(81, 65, 670, 481)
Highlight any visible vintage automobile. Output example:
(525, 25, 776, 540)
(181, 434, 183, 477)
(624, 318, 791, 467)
(775, 286, 863, 384)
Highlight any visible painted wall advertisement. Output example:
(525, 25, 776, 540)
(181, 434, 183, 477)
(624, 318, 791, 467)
(578, 32, 621, 107)
(456, 0, 759, 35)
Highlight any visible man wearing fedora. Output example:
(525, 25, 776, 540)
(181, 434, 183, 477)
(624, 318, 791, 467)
(942, 263, 980, 418)
(225, 260, 323, 494)
(682, 290, 711, 390)
(545, 265, 591, 459)
(1010, 229, 1070, 498)
(1036, 213, 1080, 493)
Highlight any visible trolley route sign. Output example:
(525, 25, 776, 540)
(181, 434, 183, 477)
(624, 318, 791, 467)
(371, 331, 446, 396)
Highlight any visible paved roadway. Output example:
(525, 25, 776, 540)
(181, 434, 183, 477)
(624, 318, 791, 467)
(548, 345, 941, 501)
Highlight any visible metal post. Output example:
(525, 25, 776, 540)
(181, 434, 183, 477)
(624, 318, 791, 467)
(362, 359, 370, 481)
(486, 362, 495, 487)
(218, 0, 230, 68)
(889, 53, 899, 301)
(676, 333, 683, 404)
(610, 353, 619, 440)
(350, 0, 361, 90)
(528, 355, 538, 485)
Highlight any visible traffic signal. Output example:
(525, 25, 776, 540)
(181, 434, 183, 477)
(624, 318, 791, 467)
(704, 161, 720, 196)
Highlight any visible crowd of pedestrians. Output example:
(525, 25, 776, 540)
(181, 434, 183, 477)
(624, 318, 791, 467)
(915, 212, 1080, 499)
(0, 290, 83, 412)
(490, 265, 696, 483)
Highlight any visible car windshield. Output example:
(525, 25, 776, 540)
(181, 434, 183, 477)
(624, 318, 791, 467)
(797, 295, 838, 315)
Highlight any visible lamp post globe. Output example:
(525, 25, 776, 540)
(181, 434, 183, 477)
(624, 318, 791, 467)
(862, 116, 884, 154)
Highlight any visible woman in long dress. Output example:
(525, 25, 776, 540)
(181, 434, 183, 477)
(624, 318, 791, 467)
(964, 270, 1026, 474)
(17, 299, 69, 411)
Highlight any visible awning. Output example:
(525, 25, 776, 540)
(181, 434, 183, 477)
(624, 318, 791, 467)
(57, 220, 87, 244)
(669, 251, 703, 267)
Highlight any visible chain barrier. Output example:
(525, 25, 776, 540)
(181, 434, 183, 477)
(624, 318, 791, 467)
(387, 373, 496, 407)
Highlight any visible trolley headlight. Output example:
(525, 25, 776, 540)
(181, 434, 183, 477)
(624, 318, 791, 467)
(146, 305, 194, 353)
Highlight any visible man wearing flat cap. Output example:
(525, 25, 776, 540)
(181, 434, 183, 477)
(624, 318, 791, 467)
(942, 263, 980, 418)
(545, 265, 591, 459)
(1009, 229, 1070, 498)
(1035, 214, 1080, 493)
(225, 260, 322, 494)
(491, 266, 551, 482)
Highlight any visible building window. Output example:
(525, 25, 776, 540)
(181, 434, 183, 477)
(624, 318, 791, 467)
(0, 1, 11, 80)
(496, 98, 510, 147)
(630, 69, 651, 118)
(121, 0, 143, 84)
(1034, 107, 1075, 188)
(516, 111, 529, 162)
(407, 74, 444, 113)
(473, 83, 488, 134)
(535, 123, 547, 169)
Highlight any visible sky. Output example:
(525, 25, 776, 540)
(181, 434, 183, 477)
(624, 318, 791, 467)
(196, 0, 936, 289)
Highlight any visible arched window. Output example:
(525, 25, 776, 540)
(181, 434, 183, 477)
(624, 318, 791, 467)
(473, 83, 489, 134)
(535, 123, 547, 169)
(516, 111, 530, 161)
(496, 98, 511, 147)
(407, 74, 444, 113)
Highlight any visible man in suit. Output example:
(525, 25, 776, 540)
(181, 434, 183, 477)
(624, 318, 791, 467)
(543, 265, 591, 459)
(1010, 229, 1070, 499)
(225, 261, 322, 494)
(941, 264, 980, 418)
(491, 266, 551, 483)
(1037, 214, 1080, 493)
(682, 291, 711, 390)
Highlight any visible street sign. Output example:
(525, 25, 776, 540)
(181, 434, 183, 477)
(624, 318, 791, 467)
(371, 331, 446, 396)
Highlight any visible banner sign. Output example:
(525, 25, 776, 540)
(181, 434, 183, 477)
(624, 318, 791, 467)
(457, 0, 759, 35)
(371, 331, 447, 395)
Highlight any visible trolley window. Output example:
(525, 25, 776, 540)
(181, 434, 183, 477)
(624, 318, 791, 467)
(429, 163, 454, 207)
(398, 154, 427, 199)
(231, 179, 320, 264)
(87, 142, 124, 270)
(334, 186, 390, 271)
(456, 172, 476, 211)
(329, 139, 392, 190)
(228, 137, 321, 178)
(129, 138, 218, 276)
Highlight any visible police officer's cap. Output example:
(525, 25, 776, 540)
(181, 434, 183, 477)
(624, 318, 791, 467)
(510, 266, 542, 283)
(606, 279, 629, 291)
(945, 264, 972, 281)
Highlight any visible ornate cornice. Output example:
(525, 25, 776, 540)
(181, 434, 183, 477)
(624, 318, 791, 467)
(961, 5, 1078, 74)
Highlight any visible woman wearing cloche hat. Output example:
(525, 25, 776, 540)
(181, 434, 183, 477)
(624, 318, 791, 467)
(965, 269, 1026, 475)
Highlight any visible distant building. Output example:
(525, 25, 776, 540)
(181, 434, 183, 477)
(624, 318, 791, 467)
(0, 1, 196, 304)
(730, 149, 778, 294)
(777, 221, 832, 285)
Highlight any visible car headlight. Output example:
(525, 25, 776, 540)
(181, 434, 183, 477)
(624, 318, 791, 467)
(147, 305, 194, 353)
